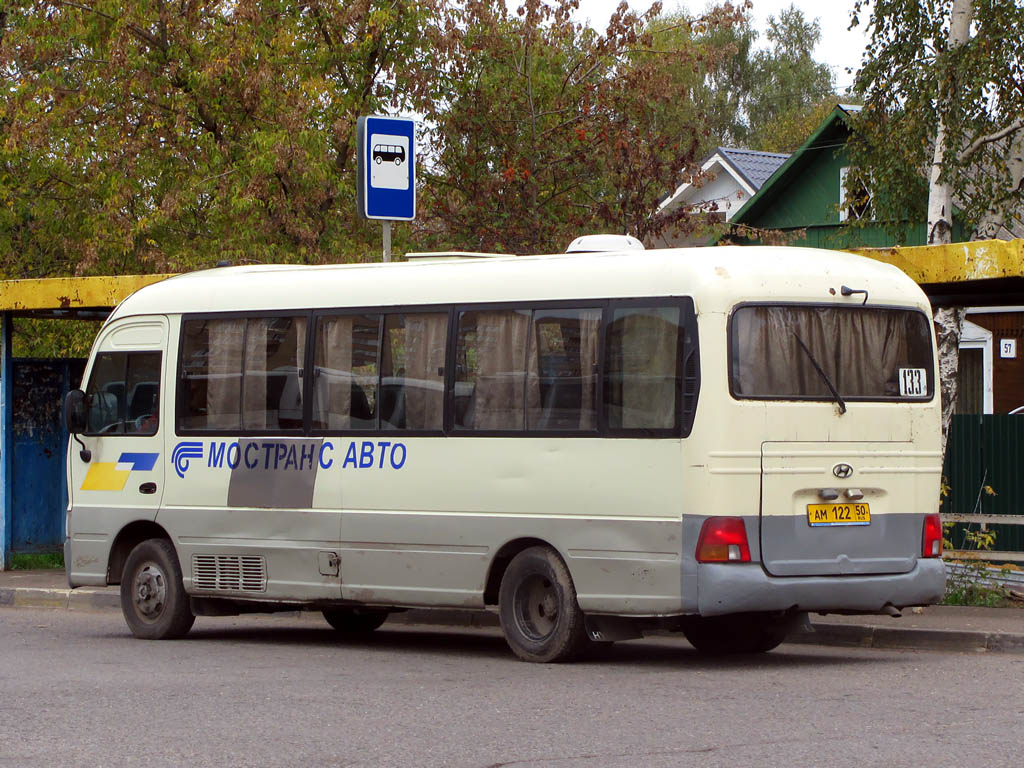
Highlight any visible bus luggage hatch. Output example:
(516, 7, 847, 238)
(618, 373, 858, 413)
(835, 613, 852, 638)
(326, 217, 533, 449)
(759, 441, 933, 577)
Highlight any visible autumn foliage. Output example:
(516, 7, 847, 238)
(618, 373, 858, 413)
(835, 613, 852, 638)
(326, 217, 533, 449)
(1, 0, 752, 274)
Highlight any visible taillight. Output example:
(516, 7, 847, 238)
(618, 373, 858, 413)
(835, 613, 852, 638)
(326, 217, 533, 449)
(922, 513, 943, 558)
(696, 517, 751, 563)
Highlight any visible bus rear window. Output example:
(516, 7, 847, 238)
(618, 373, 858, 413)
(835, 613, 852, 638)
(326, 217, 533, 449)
(730, 305, 934, 401)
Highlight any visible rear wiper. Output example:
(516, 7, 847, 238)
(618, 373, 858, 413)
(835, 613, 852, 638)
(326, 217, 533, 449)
(792, 332, 847, 415)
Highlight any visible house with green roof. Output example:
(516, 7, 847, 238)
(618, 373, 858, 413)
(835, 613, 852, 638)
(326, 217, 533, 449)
(721, 104, 968, 249)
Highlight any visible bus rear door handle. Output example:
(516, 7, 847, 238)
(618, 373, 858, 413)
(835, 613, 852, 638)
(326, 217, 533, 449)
(139, 482, 157, 495)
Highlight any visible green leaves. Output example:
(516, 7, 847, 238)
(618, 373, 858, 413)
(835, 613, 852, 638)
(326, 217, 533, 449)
(0, 0, 439, 276)
(418, 0, 748, 253)
(848, 0, 1024, 241)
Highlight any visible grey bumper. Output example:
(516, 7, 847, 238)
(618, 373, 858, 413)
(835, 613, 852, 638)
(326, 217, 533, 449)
(697, 558, 946, 617)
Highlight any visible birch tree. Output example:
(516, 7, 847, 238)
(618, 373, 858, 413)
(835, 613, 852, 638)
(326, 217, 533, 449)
(849, 0, 1024, 447)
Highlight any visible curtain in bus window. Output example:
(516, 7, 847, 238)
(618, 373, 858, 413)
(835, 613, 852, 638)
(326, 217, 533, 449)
(456, 310, 530, 430)
(313, 315, 379, 430)
(204, 319, 245, 429)
(242, 316, 305, 430)
(733, 307, 831, 397)
(835, 310, 910, 396)
(381, 313, 447, 430)
(605, 306, 680, 430)
(527, 309, 600, 430)
(732, 306, 931, 398)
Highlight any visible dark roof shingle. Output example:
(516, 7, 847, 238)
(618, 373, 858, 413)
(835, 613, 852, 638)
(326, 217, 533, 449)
(718, 147, 790, 189)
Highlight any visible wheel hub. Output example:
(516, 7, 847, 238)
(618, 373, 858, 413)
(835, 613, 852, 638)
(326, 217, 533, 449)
(516, 575, 558, 640)
(133, 563, 167, 620)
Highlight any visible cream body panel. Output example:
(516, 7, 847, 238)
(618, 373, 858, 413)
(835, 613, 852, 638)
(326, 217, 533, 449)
(335, 437, 684, 613)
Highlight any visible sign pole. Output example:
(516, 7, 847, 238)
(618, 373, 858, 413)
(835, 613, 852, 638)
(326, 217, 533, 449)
(382, 221, 392, 263)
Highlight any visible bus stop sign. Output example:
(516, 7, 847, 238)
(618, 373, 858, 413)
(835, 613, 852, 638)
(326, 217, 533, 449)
(357, 115, 416, 221)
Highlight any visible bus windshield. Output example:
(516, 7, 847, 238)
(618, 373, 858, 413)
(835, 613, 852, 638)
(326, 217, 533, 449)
(730, 304, 934, 401)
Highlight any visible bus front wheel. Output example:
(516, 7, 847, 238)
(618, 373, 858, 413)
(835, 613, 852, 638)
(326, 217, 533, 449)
(498, 546, 589, 663)
(120, 539, 195, 640)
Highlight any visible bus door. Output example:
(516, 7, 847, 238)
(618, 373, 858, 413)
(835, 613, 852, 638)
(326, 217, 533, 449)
(67, 319, 167, 582)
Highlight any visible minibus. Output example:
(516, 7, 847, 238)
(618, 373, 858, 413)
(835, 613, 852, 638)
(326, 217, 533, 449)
(64, 245, 945, 662)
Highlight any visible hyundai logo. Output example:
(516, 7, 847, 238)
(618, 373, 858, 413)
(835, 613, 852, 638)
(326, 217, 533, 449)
(833, 463, 854, 479)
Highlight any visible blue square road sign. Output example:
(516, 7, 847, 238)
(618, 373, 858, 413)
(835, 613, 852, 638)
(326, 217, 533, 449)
(357, 116, 416, 221)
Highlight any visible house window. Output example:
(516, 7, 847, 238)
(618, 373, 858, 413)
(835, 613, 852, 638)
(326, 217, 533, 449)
(839, 166, 872, 222)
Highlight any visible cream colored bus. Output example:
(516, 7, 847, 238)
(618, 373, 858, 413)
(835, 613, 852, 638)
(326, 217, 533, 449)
(63, 245, 945, 662)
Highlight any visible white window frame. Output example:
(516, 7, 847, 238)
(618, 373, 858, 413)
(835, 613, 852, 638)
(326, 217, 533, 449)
(958, 317, 993, 414)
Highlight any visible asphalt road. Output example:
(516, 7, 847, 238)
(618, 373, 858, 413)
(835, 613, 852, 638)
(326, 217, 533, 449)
(2, 608, 1022, 768)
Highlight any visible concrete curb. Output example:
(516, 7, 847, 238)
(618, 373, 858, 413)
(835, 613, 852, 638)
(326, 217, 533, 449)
(0, 586, 121, 612)
(4, 586, 1023, 654)
(791, 622, 1024, 654)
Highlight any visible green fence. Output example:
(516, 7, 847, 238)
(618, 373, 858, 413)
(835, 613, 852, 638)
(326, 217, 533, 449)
(943, 414, 1024, 554)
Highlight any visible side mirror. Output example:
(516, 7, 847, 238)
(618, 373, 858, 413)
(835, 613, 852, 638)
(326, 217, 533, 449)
(64, 389, 88, 434)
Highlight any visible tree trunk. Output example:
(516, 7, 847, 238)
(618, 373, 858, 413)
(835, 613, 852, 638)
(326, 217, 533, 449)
(928, 1, 972, 467)
(927, 0, 972, 246)
(934, 306, 964, 457)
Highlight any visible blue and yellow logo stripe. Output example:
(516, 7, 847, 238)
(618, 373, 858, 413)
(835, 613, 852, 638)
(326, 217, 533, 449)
(81, 452, 159, 491)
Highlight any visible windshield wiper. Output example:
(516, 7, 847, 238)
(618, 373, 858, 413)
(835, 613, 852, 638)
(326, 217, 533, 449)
(792, 332, 847, 415)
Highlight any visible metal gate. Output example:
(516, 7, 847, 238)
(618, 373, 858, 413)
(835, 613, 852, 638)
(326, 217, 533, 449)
(10, 359, 86, 555)
(943, 414, 1024, 558)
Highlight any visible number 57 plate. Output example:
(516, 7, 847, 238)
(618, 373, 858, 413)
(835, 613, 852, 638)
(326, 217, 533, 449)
(807, 503, 871, 527)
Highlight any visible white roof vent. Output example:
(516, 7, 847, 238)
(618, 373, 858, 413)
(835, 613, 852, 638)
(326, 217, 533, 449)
(565, 234, 645, 253)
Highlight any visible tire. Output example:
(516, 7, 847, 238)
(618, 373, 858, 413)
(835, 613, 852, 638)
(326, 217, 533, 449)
(120, 539, 195, 640)
(498, 546, 590, 663)
(322, 607, 390, 634)
(682, 615, 788, 654)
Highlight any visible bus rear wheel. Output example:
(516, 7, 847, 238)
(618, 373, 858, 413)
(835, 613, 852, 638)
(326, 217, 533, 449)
(120, 539, 195, 640)
(498, 546, 589, 663)
(322, 607, 390, 634)
(682, 615, 788, 654)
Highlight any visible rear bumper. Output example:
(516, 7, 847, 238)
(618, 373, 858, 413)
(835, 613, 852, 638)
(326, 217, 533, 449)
(696, 558, 946, 617)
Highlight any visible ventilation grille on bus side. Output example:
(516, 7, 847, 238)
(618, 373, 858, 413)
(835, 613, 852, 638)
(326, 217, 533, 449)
(192, 555, 267, 593)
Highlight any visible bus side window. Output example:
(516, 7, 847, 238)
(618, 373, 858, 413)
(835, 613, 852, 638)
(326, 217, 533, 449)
(528, 308, 600, 431)
(243, 316, 306, 430)
(180, 318, 244, 431)
(85, 351, 161, 435)
(604, 306, 682, 431)
(381, 313, 447, 431)
(312, 314, 381, 430)
(454, 309, 530, 431)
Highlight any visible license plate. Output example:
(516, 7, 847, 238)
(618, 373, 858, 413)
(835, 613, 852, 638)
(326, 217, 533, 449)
(807, 503, 871, 527)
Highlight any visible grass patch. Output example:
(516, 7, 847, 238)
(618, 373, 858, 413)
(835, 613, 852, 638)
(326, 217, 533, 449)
(944, 558, 1014, 607)
(944, 582, 1009, 607)
(8, 553, 64, 570)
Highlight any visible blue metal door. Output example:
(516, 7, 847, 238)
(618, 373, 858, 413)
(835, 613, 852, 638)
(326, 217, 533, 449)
(11, 359, 85, 554)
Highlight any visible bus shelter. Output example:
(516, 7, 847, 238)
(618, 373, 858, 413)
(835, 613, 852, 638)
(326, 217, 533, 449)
(0, 274, 172, 569)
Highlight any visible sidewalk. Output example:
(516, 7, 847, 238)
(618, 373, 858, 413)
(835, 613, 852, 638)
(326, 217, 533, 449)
(3, 568, 1024, 653)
